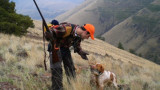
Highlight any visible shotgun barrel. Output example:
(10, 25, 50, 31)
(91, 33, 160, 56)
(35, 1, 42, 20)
(33, 0, 49, 32)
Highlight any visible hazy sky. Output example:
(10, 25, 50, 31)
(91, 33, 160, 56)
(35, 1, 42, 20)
(10, 0, 84, 21)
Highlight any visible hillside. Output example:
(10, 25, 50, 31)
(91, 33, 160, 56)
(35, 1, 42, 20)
(102, 0, 160, 64)
(0, 20, 160, 89)
(55, 0, 160, 64)
(56, 0, 154, 36)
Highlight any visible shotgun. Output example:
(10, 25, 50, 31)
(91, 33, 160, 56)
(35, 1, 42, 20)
(33, 0, 55, 41)
(33, 0, 51, 71)
(33, 0, 60, 71)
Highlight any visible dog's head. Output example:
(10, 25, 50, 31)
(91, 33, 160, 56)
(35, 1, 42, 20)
(90, 63, 104, 75)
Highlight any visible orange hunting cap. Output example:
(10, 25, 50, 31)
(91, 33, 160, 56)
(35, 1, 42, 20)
(83, 24, 95, 40)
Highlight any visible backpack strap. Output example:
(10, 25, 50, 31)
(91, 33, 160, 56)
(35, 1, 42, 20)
(62, 23, 77, 38)
(44, 24, 52, 32)
(70, 24, 76, 34)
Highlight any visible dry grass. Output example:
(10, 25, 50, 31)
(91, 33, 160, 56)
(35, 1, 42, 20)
(0, 20, 160, 90)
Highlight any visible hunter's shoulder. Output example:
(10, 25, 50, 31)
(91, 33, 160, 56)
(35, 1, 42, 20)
(60, 22, 78, 26)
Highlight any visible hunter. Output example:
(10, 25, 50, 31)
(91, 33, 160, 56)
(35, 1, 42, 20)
(47, 20, 59, 52)
(45, 22, 95, 90)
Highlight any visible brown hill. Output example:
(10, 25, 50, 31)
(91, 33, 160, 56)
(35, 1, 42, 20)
(56, 0, 153, 36)
(55, 0, 160, 64)
(102, 0, 160, 64)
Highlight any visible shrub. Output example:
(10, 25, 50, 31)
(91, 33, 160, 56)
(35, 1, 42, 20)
(96, 36, 105, 41)
(129, 49, 136, 55)
(0, 0, 34, 36)
(118, 42, 124, 50)
(138, 53, 142, 57)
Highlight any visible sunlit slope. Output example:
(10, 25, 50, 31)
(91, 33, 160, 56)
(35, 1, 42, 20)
(0, 20, 160, 90)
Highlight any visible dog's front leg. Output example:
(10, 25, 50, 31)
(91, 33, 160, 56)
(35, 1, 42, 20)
(113, 78, 118, 89)
(99, 85, 104, 90)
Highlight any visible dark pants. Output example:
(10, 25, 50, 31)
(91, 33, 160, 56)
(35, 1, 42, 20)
(50, 47, 76, 90)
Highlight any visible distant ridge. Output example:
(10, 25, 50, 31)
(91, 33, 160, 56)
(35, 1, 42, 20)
(56, 0, 160, 64)
(56, 0, 153, 36)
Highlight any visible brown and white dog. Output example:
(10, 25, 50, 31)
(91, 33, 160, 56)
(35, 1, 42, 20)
(90, 63, 118, 90)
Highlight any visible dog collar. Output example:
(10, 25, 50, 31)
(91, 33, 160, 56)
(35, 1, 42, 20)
(94, 69, 103, 76)
(98, 71, 103, 75)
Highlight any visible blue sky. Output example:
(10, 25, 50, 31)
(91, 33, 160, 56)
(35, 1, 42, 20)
(10, 0, 84, 21)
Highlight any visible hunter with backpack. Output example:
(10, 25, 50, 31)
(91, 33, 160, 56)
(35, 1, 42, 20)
(45, 21, 95, 90)
(33, 1, 95, 89)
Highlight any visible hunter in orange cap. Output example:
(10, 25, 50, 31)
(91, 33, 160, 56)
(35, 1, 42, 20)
(45, 22, 95, 90)
(79, 24, 95, 40)
(83, 24, 95, 40)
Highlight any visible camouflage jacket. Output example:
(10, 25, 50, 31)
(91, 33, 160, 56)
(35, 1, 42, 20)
(49, 22, 82, 53)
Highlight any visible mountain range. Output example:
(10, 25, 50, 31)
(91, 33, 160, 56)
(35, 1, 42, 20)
(55, 0, 160, 64)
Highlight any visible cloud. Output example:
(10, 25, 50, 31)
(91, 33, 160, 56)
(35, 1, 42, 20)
(11, 0, 84, 20)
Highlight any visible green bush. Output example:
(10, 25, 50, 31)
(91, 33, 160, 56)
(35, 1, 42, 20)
(0, 0, 15, 13)
(0, 0, 34, 36)
(96, 36, 105, 41)
(129, 49, 136, 55)
(118, 42, 124, 50)
(145, 53, 160, 64)
(138, 53, 142, 57)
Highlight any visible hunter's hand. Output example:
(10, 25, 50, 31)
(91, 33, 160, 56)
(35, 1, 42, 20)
(78, 50, 89, 60)
(45, 32, 52, 40)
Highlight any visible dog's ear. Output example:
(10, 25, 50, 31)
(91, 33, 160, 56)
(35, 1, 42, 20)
(96, 64, 104, 73)
(100, 65, 104, 72)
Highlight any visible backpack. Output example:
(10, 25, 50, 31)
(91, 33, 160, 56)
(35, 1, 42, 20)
(60, 22, 76, 38)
